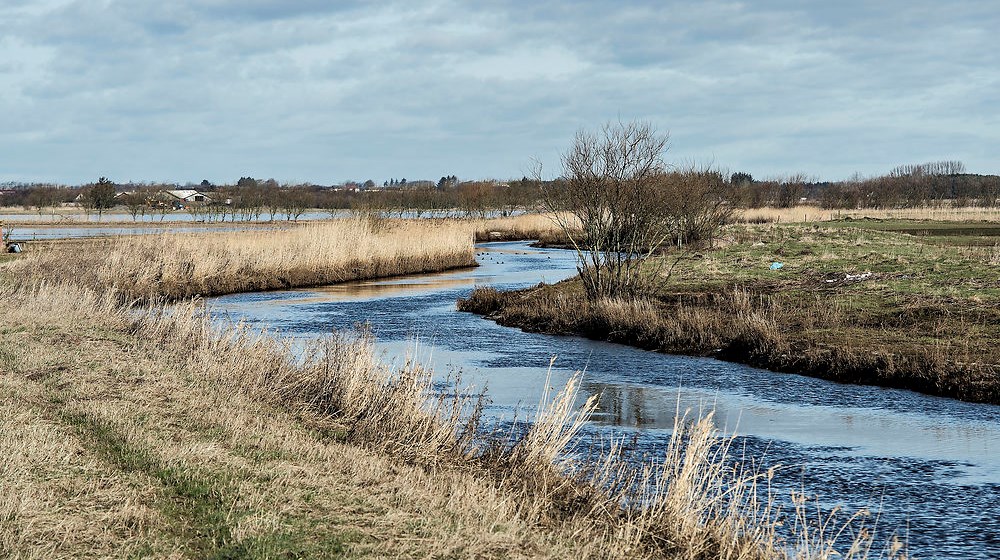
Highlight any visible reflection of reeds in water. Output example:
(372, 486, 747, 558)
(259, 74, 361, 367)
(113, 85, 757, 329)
(10, 218, 477, 300)
(0, 282, 906, 558)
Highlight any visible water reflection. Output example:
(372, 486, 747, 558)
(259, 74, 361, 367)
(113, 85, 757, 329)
(292, 273, 479, 303)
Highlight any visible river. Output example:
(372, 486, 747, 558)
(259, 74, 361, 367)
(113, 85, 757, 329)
(206, 241, 1000, 559)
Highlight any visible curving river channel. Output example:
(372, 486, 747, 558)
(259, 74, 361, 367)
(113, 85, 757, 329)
(207, 241, 1000, 559)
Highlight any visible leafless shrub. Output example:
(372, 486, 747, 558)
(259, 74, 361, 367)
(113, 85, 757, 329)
(540, 122, 681, 300)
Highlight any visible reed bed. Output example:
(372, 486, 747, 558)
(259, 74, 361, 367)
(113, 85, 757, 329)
(473, 212, 573, 243)
(740, 204, 1000, 224)
(7, 218, 476, 300)
(0, 281, 904, 558)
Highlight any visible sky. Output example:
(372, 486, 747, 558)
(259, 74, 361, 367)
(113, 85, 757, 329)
(1, 0, 998, 185)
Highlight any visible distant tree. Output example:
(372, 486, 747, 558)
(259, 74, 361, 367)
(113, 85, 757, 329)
(263, 180, 282, 220)
(437, 175, 459, 189)
(281, 186, 313, 221)
(25, 186, 61, 217)
(731, 171, 753, 185)
(775, 175, 807, 208)
(120, 190, 150, 221)
(363, 179, 376, 190)
(81, 177, 117, 219)
(200, 179, 212, 189)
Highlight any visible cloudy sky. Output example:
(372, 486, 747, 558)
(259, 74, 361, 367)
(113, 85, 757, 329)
(1, 1, 997, 185)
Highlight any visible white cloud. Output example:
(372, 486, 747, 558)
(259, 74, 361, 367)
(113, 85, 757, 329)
(1, 0, 998, 184)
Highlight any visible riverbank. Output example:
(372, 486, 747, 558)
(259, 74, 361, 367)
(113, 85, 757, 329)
(460, 222, 1000, 404)
(0, 283, 582, 557)
(1, 280, 903, 559)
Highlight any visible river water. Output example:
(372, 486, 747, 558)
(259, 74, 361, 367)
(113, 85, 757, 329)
(207, 241, 1000, 559)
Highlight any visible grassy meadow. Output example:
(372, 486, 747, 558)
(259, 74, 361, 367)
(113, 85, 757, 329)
(461, 219, 1000, 404)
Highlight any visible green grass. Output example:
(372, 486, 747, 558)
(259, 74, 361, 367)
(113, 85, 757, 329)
(462, 221, 1000, 403)
(817, 218, 1000, 246)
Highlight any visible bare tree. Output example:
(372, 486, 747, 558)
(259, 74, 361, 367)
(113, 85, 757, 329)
(659, 167, 734, 246)
(541, 121, 675, 300)
(25, 186, 61, 218)
(281, 186, 313, 222)
(120, 190, 149, 222)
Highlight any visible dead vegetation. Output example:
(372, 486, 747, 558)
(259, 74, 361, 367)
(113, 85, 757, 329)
(0, 282, 907, 559)
(737, 204, 1000, 224)
(5, 218, 476, 301)
(0, 214, 916, 558)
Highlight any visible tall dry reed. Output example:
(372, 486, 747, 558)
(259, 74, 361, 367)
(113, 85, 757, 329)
(473, 213, 576, 243)
(9, 218, 476, 300)
(739, 205, 1000, 224)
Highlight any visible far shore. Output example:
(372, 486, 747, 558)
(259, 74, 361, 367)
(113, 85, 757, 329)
(460, 219, 1000, 406)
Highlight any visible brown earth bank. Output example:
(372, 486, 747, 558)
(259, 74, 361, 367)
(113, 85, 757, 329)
(459, 223, 1000, 405)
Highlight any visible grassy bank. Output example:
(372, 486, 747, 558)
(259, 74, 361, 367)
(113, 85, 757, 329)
(6, 218, 476, 301)
(0, 281, 904, 559)
(460, 222, 1000, 404)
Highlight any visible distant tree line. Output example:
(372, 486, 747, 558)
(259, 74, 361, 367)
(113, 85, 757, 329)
(727, 161, 1000, 210)
(3, 160, 999, 219)
(0, 176, 550, 221)
(814, 162, 1000, 209)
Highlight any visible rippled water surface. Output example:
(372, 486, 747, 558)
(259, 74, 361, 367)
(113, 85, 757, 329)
(208, 241, 1000, 559)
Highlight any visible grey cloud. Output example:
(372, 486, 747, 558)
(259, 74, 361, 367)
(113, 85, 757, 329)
(1, 0, 998, 184)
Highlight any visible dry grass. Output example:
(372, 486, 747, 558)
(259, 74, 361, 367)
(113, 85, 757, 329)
(0, 280, 906, 559)
(473, 213, 573, 243)
(7, 218, 476, 300)
(740, 204, 1000, 224)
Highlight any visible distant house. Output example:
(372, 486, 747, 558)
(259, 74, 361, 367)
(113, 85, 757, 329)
(161, 190, 212, 204)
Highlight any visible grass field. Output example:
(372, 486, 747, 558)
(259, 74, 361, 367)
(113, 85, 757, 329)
(461, 220, 1000, 404)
